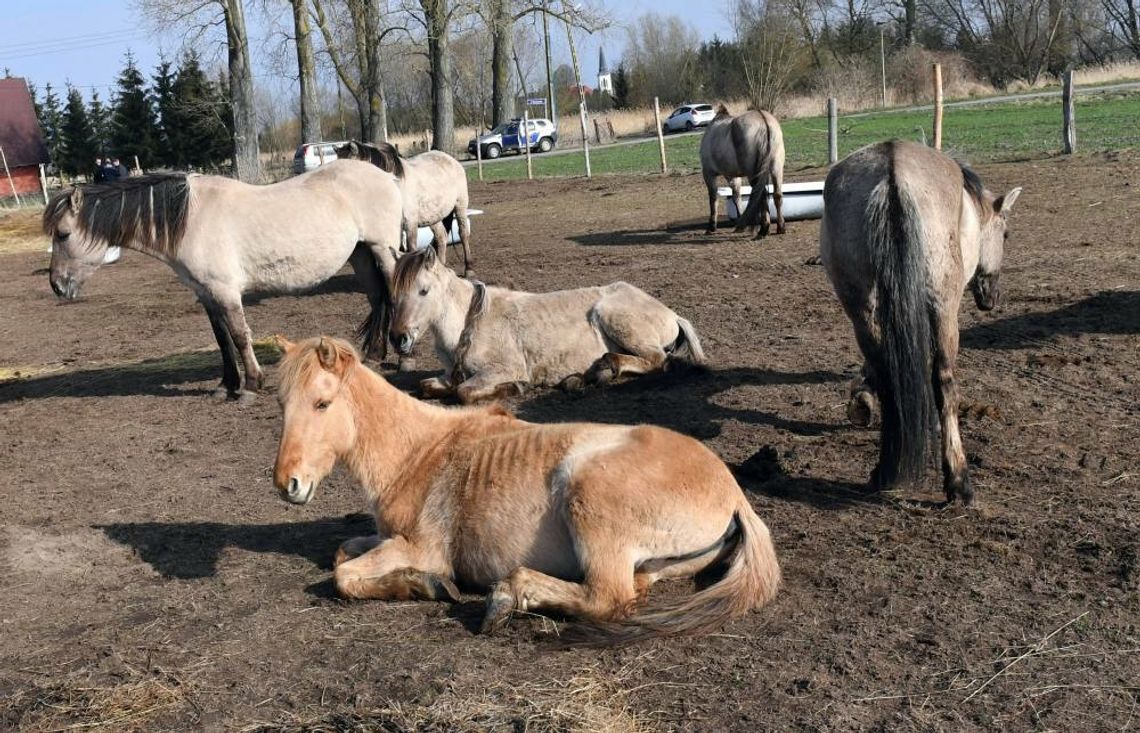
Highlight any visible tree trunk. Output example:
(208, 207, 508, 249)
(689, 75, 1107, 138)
(904, 0, 917, 45)
(291, 0, 322, 144)
(223, 0, 261, 181)
(490, 0, 513, 127)
(423, 0, 455, 153)
(363, 0, 388, 142)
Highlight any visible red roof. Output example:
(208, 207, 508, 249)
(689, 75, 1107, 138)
(0, 78, 49, 168)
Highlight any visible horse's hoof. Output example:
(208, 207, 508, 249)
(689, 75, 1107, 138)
(560, 375, 586, 392)
(705, 227, 717, 235)
(428, 575, 462, 603)
(945, 472, 974, 506)
(480, 583, 515, 635)
(236, 391, 257, 407)
(847, 392, 875, 428)
(211, 386, 236, 402)
(397, 357, 417, 373)
(866, 464, 886, 494)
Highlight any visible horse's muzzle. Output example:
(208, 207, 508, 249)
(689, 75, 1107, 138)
(280, 476, 315, 505)
(391, 331, 416, 356)
(50, 276, 81, 301)
(970, 272, 1001, 312)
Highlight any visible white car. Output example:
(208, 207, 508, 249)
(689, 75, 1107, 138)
(293, 141, 347, 174)
(662, 103, 716, 133)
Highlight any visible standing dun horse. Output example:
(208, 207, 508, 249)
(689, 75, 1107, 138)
(820, 140, 1021, 504)
(700, 105, 786, 238)
(272, 335, 780, 643)
(336, 140, 474, 276)
(43, 160, 404, 402)
(387, 246, 706, 403)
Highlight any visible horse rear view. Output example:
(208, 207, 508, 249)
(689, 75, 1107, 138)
(700, 106, 785, 238)
(820, 141, 1021, 504)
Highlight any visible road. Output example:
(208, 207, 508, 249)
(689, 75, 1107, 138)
(461, 80, 1140, 168)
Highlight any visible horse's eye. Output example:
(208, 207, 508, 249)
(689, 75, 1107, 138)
(1003, 231, 1009, 240)
(57, 232, 70, 241)
(419, 287, 429, 296)
(315, 400, 330, 411)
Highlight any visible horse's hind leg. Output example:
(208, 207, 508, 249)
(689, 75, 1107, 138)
(751, 174, 771, 239)
(704, 170, 720, 234)
(481, 562, 637, 634)
(585, 350, 667, 385)
(771, 166, 786, 235)
(730, 178, 743, 226)
(932, 305, 972, 505)
(841, 298, 881, 430)
(429, 222, 449, 265)
(203, 300, 241, 399)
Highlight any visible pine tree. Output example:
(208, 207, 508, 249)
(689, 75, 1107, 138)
(40, 83, 64, 170)
(612, 63, 631, 110)
(167, 53, 232, 170)
(110, 52, 159, 170)
(152, 58, 176, 168)
(88, 91, 111, 157)
(59, 85, 97, 177)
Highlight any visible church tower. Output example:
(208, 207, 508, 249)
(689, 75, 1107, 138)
(597, 47, 613, 95)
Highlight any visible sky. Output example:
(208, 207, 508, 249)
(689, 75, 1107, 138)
(1, 0, 737, 103)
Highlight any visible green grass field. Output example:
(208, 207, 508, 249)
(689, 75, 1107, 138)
(470, 91, 1140, 181)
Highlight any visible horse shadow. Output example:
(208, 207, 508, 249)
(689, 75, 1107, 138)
(962, 290, 1140, 349)
(0, 344, 282, 403)
(244, 273, 364, 305)
(99, 512, 376, 580)
(514, 364, 845, 441)
(568, 219, 718, 247)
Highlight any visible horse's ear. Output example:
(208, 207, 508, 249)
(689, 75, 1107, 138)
(274, 334, 295, 354)
(995, 187, 1022, 217)
(422, 244, 438, 268)
(316, 337, 339, 371)
(67, 187, 83, 212)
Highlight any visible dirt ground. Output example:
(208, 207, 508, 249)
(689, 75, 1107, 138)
(1, 153, 1137, 732)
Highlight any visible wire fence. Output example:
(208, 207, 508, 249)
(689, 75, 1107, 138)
(464, 88, 1140, 182)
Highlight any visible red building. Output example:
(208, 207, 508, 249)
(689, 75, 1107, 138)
(0, 77, 49, 199)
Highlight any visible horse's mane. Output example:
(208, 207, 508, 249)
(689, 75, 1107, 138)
(336, 140, 405, 179)
(391, 245, 435, 298)
(959, 162, 987, 210)
(277, 336, 359, 399)
(43, 173, 191, 257)
(714, 104, 732, 120)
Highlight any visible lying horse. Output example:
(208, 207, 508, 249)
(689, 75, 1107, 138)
(387, 246, 706, 403)
(336, 140, 473, 276)
(699, 105, 785, 238)
(272, 335, 780, 642)
(820, 140, 1021, 503)
(43, 160, 403, 401)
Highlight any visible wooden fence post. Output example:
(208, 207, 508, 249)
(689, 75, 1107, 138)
(653, 97, 668, 174)
(579, 103, 591, 178)
(475, 123, 483, 181)
(932, 63, 943, 150)
(0, 146, 21, 206)
(827, 98, 838, 164)
(39, 163, 49, 204)
(1062, 69, 1076, 154)
(522, 110, 533, 180)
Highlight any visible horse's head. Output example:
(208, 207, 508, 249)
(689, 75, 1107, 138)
(389, 246, 447, 356)
(970, 185, 1022, 311)
(273, 335, 359, 505)
(334, 140, 361, 159)
(44, 187, 108, 300)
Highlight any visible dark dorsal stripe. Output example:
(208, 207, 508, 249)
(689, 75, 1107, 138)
(336, 139, 405, 179)
(43, 173, 191, 257)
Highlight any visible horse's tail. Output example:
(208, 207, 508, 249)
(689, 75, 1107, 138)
(671, 316, 707, 365)
(354, 247, 392, 362)
(561, 504, 780, 647)
(864, 155, 935, 487)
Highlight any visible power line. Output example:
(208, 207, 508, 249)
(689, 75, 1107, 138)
(0, 28, 139, 53)
(0, 34, 150, 62)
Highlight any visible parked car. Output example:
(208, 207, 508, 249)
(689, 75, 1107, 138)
(468, 118, 557, 159)
(293, 141, 347, 173)
(662, 103, 716, 133)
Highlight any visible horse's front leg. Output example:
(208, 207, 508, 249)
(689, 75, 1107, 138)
(348, 245, 389, 362)
(334, 535, 457, 602)
(455, 373, 526, 404)
(419, 374, 455, 400)
(933, 308, 972, 505)
(730, 178, 743, 227)
(216, 293, 262, 402)
(704, 171, 719, 234)
(429, 222, 449, 266)
(455, 208, 473, 277)
(202, 299, 241, 400)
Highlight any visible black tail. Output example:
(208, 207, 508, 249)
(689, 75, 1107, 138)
(354, 250, 391, 362)
(864, 153, 934, 488)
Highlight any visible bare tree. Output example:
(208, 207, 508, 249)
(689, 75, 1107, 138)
(1103, 0, 1140, 58)
(138, 0, 262, 181)
(420, 0, 457, 152)
(735, 0, 805, 111)
(922, 0, 1066, 83)
(310, 0, 399, 142)
(624, 13, 703, 105)
(290, 0, 323, 142)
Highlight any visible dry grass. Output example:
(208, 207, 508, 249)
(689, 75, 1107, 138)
(0, 208, 45, 255)
(2, 672, 193, 732)
(241, 664, 663, 733)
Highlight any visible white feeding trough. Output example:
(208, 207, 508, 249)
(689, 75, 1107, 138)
(717, 181, 825, 222)
(407, 209, 483, 250)
(47, 244, 121, 264)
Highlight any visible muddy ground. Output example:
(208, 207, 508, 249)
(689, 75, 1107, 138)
(0, 153, 1137, 732)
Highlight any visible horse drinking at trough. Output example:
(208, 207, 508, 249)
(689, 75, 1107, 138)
(272, 335, 780, 642)
(820, 140, 1021, 504)
(387, 246, 706, 403)
(336, 140, 474, 276)
(43, 160, 404, 402)
(700, 105, 785, 238)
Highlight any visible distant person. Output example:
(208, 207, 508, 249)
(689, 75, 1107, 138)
(114, 158, 129, 178)
(93, 158, 105, 183)
(101, 158, 120, 182)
